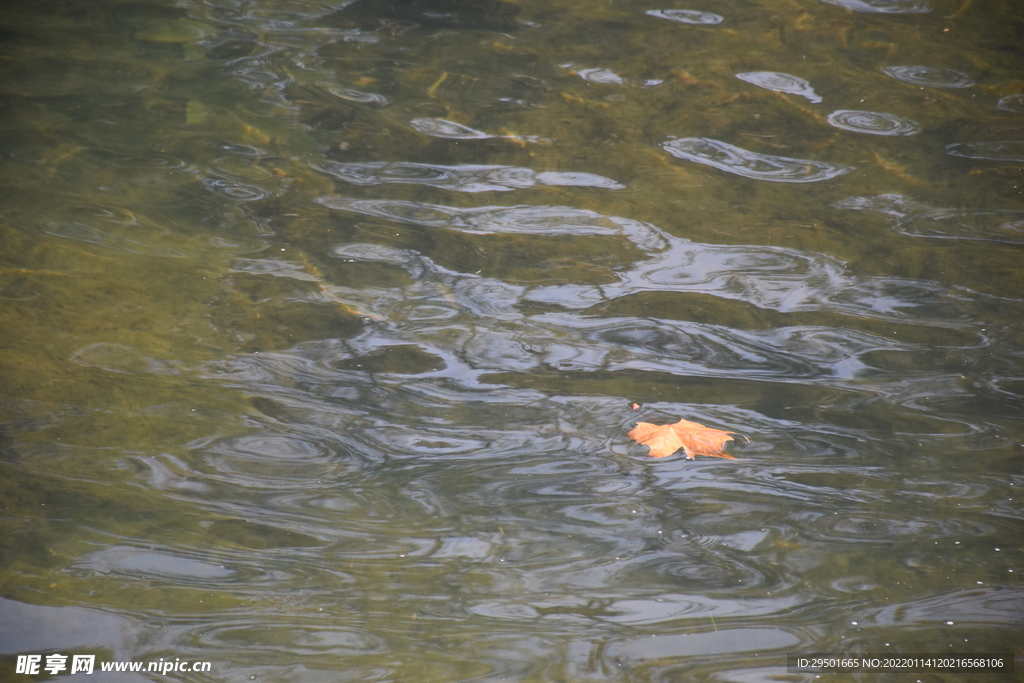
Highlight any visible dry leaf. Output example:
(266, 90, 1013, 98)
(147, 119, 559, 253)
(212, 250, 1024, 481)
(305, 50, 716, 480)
(628, 418, 737, 460)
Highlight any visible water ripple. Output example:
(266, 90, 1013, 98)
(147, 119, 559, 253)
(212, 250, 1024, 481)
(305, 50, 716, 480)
(7, 0, 1024, 677)
(897, 210, 1024, 243)
(313, 195, 993, 330)
(736, 72, 822, 103)
(75, 546, 236, 583)
(601, 238, 973, 323)
(827, 110, 920, 136)
(331, 242, 421, 266)
(540, 314, 914, 380)
(575, 67, 624, 85)
(833, 193, 930, 218)
(791, 510, 995, 544)
(859, 588, 1024, 627)
(202, 433, 347, 487)
(646, 9, 724, 25)
(882, 65, 974, 88)
(322, 85, 388, 105)
(203, 178, 273, 202)
(946, 141, 1024, 163)
(356, 426, 565, 461)
(315, 197, 661, 245)
(819, 0, 931, 12)
(663, 138, 852, 183)
(996, 94, 1024, 113)
(410, 118, 493, 139)
(409, 118, 548, 143)
(199, 620, 387, 656)
(644, 551, 777, 591)
(315, 161, 623, 192)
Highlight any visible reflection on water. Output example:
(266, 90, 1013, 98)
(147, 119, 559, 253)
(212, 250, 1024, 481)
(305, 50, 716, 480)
(736, 72, 822, 104)
(316, 161, 624, 192)
(839, 198, 1024, 244)
(645, 9, 724, 26)
(827, 110, 920, 137)
(410, 118, 549, 144)
(947, 141, 1024, 163)
(820, 0, 932, 13)
(996, 94, 1024, 113)
(1, 0, 1023, 680)
(663, 138, 852, 183)
(881, 65, 975, 88)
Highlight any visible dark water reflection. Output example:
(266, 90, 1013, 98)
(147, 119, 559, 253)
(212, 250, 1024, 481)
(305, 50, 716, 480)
(2, 0, 1022, 680)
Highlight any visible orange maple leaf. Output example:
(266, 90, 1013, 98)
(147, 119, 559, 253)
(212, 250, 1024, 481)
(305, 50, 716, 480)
(628, 418, 737, 459)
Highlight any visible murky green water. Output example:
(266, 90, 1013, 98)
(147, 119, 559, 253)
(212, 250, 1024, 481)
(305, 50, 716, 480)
(2, 0, 1022, 681)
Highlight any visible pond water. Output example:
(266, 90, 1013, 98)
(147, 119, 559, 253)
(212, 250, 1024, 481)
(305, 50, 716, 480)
(1, 0, 1022, 681)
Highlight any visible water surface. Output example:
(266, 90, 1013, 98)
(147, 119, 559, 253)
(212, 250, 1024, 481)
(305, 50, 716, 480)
(1, 0, 1022, 681)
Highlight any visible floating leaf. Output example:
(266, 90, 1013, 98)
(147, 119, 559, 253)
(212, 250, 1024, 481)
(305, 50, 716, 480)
(628, 418, 738, 459)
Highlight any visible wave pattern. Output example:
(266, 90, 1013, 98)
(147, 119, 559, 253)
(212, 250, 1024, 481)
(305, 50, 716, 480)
(819, 0, 932, 13)
(646, 9, 724, 25)
(827, 110, 920, 136)
(736, 72, 822, 103)
(315, 161, 624, 192)
(3, 0, 1022, 681)
(882, 65, 974, 87)
(837, 195, 1024, 243)
(996, 94, 1024, 113)
(663, 138, 852, 182)
(946, 141, 1024, 163)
